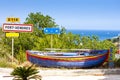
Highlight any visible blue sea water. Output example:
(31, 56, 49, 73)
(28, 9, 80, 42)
(67, 30, 120, 40)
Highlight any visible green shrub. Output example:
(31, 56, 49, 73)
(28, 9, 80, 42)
(114, 58, 120, 67)
(16, 48, 27, 64)
(0, 58, 17, 68)
(0, 58, 9, 67)
(11, 64, 42, 80)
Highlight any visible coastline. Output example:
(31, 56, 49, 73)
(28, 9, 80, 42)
(67, 29, 120, 40)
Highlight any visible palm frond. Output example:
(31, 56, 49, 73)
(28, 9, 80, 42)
(11, 64, 41, 80)
(28, 75, 42, 80)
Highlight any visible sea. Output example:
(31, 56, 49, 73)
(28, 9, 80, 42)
(66, 30, 120, 40)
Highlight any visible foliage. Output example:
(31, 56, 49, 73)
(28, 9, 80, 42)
(0, 12, 117, 64)
(0, 28, 15, 67)
(114, 58, 120, 67)
(0, 58, 10, 68)
(16, 47, 27, 64)
(11, 64, 41, 80)
(24, 12, 58, 28)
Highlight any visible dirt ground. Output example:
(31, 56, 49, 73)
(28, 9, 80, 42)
(0, 68, 120, 80)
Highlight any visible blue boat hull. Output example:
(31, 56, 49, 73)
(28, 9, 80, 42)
(26, 50, 109, 68)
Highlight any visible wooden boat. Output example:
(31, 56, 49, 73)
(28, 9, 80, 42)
(26, 49, 109, 68)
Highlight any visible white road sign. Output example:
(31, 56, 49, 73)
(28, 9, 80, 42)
(2, 23, 33, 32)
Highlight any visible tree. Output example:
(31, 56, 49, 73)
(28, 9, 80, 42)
(11, 65, 41, 80)
(81, 36, 92, 49)
(24, 12, 58, 28)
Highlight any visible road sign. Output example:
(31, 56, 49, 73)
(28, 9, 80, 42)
(6, 17, 20, 22)
(6, 33, 19, 37)
(2, 23, 33, 32)
(44, 28, 60, 34)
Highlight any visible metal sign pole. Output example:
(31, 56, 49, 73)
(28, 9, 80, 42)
(12, 37, 14, 64)
(51, 34, 53, 50)
(43, 28, 60, 51)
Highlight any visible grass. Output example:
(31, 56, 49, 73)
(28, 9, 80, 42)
(0, 58, 17, 68)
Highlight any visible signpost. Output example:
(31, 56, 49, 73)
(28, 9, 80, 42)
(3, 17, 33, 65)
(44, 28, 60, 50)
(6, 32, 19, 62)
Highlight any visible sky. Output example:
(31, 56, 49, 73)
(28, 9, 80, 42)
(0, 0, 120, 30)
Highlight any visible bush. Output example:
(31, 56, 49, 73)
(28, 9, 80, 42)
(11, 64, 41, 80)
(0, 58, 16, 68)
(16, 47, 27, 64)
(114, 58, 120, 67)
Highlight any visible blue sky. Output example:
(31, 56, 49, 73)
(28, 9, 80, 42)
(0, 0, 120, 30)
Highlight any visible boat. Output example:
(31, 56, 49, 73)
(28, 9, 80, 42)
(26, 49, 109, 68)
